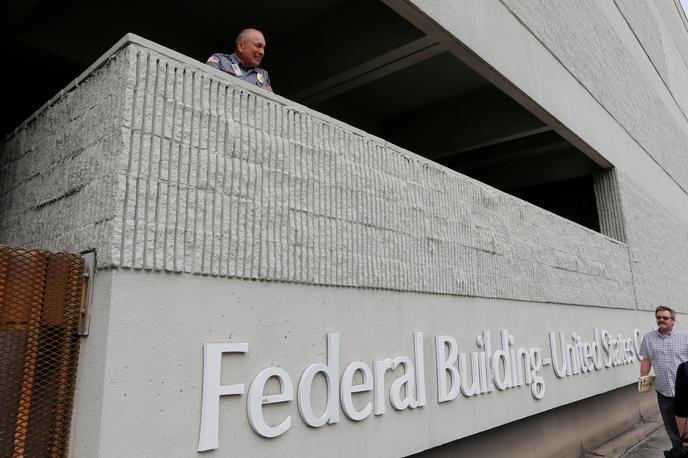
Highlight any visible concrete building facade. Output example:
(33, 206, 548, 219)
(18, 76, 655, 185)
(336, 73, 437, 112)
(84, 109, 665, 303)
(1, 1, 687, 456)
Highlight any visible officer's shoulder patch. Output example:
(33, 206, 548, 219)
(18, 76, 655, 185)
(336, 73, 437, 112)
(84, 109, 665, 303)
(207, 55, 219, 64)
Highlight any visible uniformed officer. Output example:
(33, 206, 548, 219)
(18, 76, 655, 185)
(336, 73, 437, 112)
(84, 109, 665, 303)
(206, 28, 272, 92)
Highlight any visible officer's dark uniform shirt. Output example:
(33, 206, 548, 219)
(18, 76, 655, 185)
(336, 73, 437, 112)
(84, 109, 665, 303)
(206, 52, 272, 91)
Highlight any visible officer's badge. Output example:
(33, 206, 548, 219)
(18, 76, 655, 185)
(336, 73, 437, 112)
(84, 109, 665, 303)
(257, 73, 265, 85)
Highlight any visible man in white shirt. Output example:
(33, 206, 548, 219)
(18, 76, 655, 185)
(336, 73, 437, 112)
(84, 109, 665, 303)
(640, 305, 688, 450)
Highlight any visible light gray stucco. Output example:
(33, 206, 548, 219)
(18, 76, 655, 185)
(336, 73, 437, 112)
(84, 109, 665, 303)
(405, 0, 688, 314)
(69, 269, 651, 458)
(497, 0, 688, 192)
(0, 36, 639, 310)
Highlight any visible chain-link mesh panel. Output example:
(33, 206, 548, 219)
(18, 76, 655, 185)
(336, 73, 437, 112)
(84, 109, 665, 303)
(0, 246, 85, 458)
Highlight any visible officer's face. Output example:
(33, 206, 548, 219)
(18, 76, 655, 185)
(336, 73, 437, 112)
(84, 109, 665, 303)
(236, 31, 266, 68)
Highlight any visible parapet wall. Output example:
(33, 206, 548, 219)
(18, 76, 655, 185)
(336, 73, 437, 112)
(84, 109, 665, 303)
(0, 46, 128, 262)
(1, 36, 636, 309)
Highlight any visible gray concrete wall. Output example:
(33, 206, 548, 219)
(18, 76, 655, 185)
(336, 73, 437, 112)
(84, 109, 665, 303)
(1, 36, 635, 309)
(618, 171, 688, 311)
(407, 0, 688, 315)
(497, 0, 688, 193)
(67, 268, 652, 458)
(615, 0, 688, 121)
(419, 382, 658, 458)
(0, 46, 128, 261)
(495, 0, 688, 312)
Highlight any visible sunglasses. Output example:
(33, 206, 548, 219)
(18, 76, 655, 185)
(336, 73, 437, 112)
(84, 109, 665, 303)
(656, 316, 673, 321)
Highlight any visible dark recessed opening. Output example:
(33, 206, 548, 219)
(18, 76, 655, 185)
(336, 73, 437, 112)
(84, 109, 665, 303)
(510, 176, 600, 231)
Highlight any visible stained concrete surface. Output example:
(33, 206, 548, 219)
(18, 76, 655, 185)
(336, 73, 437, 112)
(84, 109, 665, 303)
(586, 413, 670, 458)
(620, 424, 672, 458)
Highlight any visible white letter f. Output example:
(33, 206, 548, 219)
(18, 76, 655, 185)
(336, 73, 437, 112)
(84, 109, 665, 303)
(197, 342, 248, 452)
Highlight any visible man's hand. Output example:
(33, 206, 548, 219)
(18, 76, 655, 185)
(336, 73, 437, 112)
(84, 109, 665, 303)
(675, 416, 688, 445)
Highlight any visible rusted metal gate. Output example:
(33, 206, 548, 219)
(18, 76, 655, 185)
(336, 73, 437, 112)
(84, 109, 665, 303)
(0, 246, 87, 458)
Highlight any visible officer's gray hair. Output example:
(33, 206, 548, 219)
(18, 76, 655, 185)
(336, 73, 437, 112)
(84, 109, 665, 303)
(236, 28, 263, 45)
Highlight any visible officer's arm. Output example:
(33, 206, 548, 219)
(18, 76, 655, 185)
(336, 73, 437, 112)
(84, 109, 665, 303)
(640, 357, 651, 376)
(206, 54, 221, 70)
(263, 71, 273, 92)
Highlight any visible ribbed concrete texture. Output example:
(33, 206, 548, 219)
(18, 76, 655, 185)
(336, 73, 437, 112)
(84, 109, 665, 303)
(618, 170, 688, 313)
(0, 49, 127, 263)
(614, 0, 688, 120)
(109, 44, 634, 308)
(2, 35, 684, 311)
(594, 169, 627, 244)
